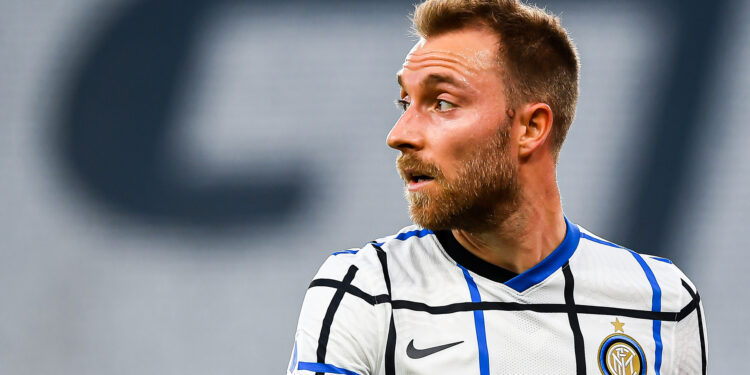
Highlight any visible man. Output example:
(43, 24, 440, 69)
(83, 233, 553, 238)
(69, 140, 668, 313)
(288, 0, 707, 374)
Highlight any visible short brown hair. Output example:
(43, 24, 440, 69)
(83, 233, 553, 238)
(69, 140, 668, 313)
(413, 0, 579, 159)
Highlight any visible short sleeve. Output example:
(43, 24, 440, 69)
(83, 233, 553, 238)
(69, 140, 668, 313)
(287, 254, 388, 375)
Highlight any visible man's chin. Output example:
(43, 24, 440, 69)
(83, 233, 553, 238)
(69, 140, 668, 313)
(408, 197, 513, 232)
(407, 203, 452, 231)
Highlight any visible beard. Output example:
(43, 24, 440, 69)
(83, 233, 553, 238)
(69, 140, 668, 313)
(397, 121, 521, 232)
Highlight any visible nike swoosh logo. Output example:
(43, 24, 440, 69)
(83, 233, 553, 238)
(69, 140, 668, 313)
(406, 339, 464, 359)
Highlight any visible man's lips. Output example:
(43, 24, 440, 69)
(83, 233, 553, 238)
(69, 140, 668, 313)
(403, 169, 435, 191)
(404, 169, 435, 183)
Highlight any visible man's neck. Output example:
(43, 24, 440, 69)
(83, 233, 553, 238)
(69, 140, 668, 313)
(451, 185, 567, 275)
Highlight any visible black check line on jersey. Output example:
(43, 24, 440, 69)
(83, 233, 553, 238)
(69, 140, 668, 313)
(307, 277, 702, 322)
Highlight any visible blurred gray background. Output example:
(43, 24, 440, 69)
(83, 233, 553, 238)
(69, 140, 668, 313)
(0, 0, 746, 373)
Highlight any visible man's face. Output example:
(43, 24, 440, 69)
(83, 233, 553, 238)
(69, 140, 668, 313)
(387, 26, 520, 231)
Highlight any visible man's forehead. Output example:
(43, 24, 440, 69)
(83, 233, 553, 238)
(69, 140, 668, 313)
(401, 31, 500, 77)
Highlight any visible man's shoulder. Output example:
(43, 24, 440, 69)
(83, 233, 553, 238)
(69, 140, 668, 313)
(574, 226, 699, 311)
(324, 224, 436, 264)
(575, 226, 685, 276)
(313, 225, 438, 294)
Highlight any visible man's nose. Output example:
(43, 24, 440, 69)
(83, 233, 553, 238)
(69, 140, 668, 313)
(386, 108, 425, 151)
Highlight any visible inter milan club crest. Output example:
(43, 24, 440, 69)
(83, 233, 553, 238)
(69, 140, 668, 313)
(597, 318, 646, 375)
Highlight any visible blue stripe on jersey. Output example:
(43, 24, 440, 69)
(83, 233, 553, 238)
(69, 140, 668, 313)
(331, 249, 359, 256)
(394, 228, 434, 241)
(579, 232, 623, 249)
(297, 362, 361, 375)
(505, 217, 581, 293)
(650, 256, 673, 264)
(373, 228, 435, 246)
(628, 251, 664, 375)
(458, 265, 490, 375)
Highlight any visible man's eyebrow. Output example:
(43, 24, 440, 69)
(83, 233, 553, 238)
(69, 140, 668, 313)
(422, 73, 467, 89)
(396, 72, 468, 90)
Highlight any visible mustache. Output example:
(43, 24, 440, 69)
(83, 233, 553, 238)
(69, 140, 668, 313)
(396, 154, 444, 181)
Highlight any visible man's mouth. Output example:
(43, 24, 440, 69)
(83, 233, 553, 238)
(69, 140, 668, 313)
(405, 170, 435, 186)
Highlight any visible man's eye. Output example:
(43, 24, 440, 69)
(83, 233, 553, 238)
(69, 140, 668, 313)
(395, 99, 410, 111)
(436, 99, 455, 111)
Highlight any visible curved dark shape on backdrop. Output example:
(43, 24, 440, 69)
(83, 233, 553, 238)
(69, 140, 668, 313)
(58, 0, 310, 228)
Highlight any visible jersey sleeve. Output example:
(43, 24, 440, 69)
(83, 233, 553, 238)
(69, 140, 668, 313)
(673, 273, 708, 374)
(287, 253, 388, 375)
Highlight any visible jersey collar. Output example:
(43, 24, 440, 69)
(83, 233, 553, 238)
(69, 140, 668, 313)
(436, 216, 581, 293)
(436, 230, 519, 284)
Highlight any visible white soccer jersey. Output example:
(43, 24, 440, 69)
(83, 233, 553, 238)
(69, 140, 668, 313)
(287, 218, 707, 375)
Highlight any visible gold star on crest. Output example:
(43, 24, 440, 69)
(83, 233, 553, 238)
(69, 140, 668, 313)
(611, 318, 625, 333)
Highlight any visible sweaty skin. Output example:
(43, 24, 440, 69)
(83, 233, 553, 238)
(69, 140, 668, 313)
(388, 26, 566, 274)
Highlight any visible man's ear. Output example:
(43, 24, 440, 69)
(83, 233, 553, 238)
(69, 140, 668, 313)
(517, 103, 553, 158)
